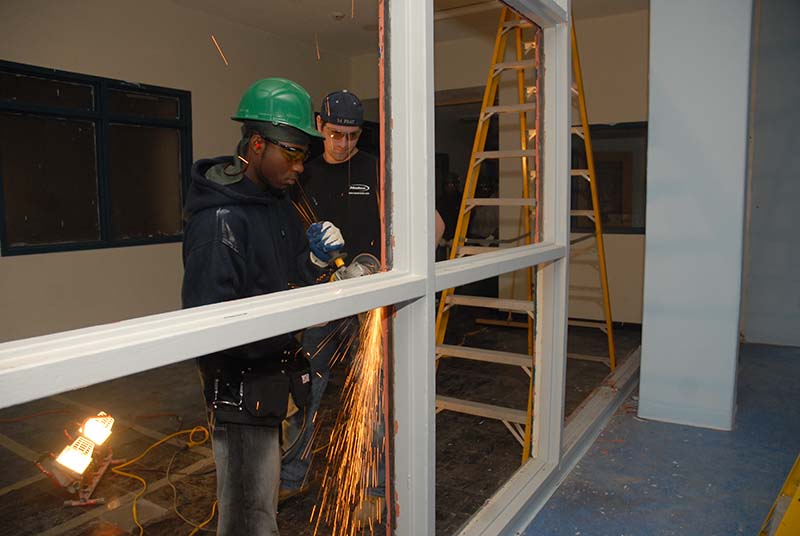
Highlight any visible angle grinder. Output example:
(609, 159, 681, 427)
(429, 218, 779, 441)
(329, 252, 382, 281)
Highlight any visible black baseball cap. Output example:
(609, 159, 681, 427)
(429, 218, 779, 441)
(320, 90, 364, 126)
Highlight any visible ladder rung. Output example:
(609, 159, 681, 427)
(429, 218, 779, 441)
(475, 150, 536, 161)
(571, 169, 590, 181)
(457, 246, 498, 256)
(493, 60, 536, 73)
(466, 197, 536, 207)
(445, 294, 534, 313)
(457, 246, 495, 256)
(475, 318, 528, 329)
(568, 319, 607, 329)
(436, 395, 527, 424)
(567, 353, 610, 365)
(484, 103, 536, 116)
(436, 344, 533, 367)
(571, 126, 585, 138)
(503, 20, 534, 30)
(570, 285, 602, 293)
(570, 210, 595, 218)
(570, 234, 595, 245)
(571, 295, 604, 303)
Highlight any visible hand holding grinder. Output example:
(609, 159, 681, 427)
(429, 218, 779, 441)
(305, 221, 381, 280)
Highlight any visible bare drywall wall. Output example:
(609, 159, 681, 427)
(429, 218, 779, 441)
(741, 0, 800, 347)
(0, 0, 350, 342)
(639, 0, 753, 430)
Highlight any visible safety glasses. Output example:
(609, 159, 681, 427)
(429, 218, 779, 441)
(265, 137, 310, 163)
(324, 127, 362, 142)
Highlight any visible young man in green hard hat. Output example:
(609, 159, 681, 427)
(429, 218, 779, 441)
(182, 78, 345, 535)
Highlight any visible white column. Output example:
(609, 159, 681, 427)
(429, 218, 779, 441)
(639, 0, 753, 430)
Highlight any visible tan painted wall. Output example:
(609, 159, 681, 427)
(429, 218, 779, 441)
(573, 10, 649, 124)
(0, 0, 350, 342)
(351, 9, 649, 120)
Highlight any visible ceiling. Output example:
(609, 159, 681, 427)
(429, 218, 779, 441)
(171, 0, 648, 56)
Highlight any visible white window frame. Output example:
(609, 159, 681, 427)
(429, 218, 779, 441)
(0, 1, 570, 534)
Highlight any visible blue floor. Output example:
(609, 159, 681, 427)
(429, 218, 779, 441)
(524, 344, 800, 536)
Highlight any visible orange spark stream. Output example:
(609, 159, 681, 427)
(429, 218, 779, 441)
(313, 308, 385, 536)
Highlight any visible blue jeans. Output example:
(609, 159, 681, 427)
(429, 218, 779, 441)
(281, 319, 385, 498)
(213, 422, 281, 535)
(281, 323, 337, 490)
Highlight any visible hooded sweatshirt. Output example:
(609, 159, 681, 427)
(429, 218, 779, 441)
(182, 156, 322, 412)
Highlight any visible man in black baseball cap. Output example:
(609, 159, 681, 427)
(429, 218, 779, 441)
(280, 90, 381, 515)
(316, 89, 366, 163)
(320, 89, 364, 127)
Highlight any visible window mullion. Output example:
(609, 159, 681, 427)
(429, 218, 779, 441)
(96, 79, 111, 242)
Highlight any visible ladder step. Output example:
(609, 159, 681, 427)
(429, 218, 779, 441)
(436, 344, 533, 367)
(567, 353, 610, 365)
(484, 103, 536, 116)
(570, 210, 595, 218)
(568, 319, 608, 329)
(493, 60, 536, 73)
(571, 295, 604, 304)
(503, 20, 534, 30)
(475, 149, 536, 161)
(466, 197, 536, 207)
(475, 317, 528, 329)
(571, 169, 590, 181)
(436, 395, 527, 424)
(445, 294, 534, 313)
(569, 285, 602, 293)
(570, 234, 595, 246)
(457, 246, 498, 256)
(571, 126, 584, 138)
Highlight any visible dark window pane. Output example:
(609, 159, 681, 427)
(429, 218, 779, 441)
(108, 124, 182, 239)
(0, 113, 100, 246)
(0, 72, 94, 110)
(107, 90, 179, 119)
(571, 123, 647, 232)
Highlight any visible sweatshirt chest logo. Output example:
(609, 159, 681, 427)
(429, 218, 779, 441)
(349, 183, 370, 196)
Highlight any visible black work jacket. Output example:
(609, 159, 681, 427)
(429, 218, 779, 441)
(182, 157, 322, 423)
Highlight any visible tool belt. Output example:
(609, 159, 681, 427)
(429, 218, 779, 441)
(210, 344, 311, 426)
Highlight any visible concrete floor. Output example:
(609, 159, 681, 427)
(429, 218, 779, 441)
(524, 343, 800, 536)
(435, 309, 641, 535)
(0, 311, 640, 535)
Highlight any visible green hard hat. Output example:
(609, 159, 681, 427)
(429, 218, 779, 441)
(232, 78, 323, 138)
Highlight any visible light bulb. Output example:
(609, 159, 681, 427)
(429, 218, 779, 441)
(55, 437, 94, 475)
(82, 412, 114, 446)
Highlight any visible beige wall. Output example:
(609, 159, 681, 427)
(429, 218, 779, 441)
(568, 233, 645, 323)
(573, 9, 649, 124)
(0, 0, 350, 342)
(351, 9, 650, 121)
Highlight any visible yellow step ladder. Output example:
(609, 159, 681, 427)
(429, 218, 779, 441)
(435, 6, 542, 464)
(568, 18, 617, 370)
(760, 453, 800, 536)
